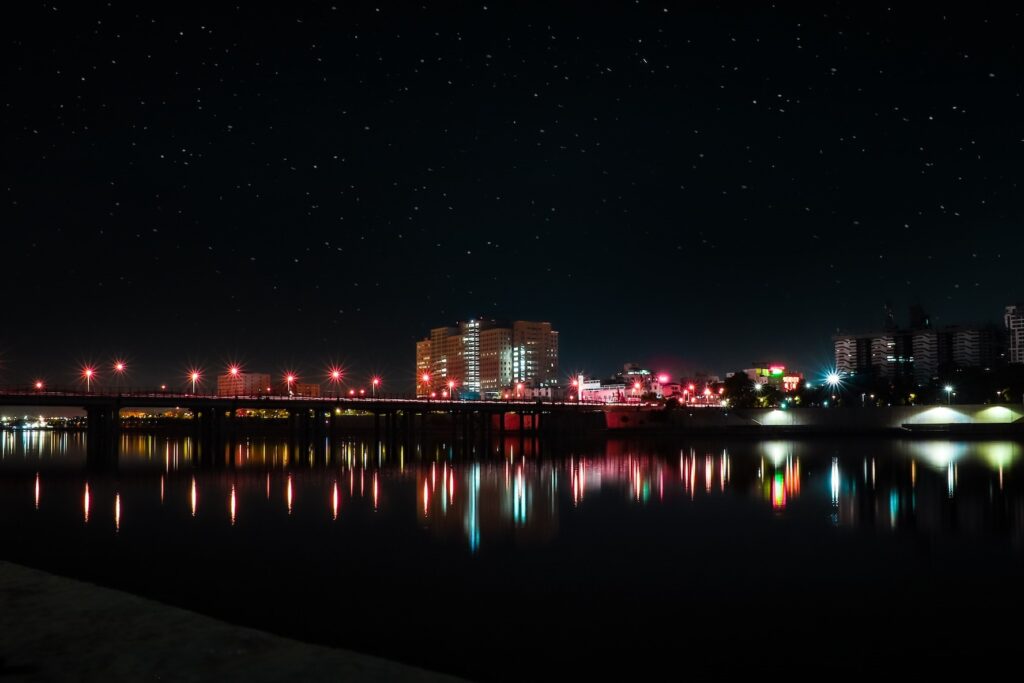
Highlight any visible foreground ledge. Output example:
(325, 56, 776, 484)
(0, 561, 466, 682)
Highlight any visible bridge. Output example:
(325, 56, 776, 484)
(0, 387, 608, 465)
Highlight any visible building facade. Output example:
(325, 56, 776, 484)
(835, 314, 1005, 384)
(1007, 304, 1024, 364)
(217, 372, 272, 397)
(416, 319, 559, 398)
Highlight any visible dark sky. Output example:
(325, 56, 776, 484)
(3, 2, 1023, 390)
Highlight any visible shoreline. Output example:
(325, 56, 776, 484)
(0, 560, 467, 682)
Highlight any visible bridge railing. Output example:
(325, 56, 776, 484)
(0, 385, 610, 407)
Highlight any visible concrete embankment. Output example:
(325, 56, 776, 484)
(0, 561, 466, 682)
(601, 404, 1024, 436)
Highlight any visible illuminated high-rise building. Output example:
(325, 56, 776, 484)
(416, 319, 559, 397)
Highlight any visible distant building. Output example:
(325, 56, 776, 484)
(580, 379, 628, 403)
(834, 304, 1005, 383)
(1007, 304, 1024, 364)
(217, 372, 271, 397)
(416, 319, 559, 398)
(743, 364, 804, 392)
(416, 339, 432, 396)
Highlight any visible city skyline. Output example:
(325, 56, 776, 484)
(1, 299, 1022, 391)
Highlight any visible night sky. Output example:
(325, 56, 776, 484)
(3, 2, 1023, 389)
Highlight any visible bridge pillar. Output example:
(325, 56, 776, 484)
(85, 402, 120, 469)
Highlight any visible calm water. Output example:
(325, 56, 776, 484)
(2, 431, 1023, 679)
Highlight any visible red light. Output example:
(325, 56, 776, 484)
(359, 389, 365, 395)
(657, 373, 669, 384)
(688, 384, 695, 391)
(447, 380, 455, 388)
(421, 373, 431, 383)
(285, 374, 295, 383)
(34, 380, 43, 390)
(633, 381, 641, 390)
(113, 361, 126, 373)
(329, 367, 342, 381)
(571, 379, 578, 387)
(229, 365, 240, 376)
(348, 389, 355, 396)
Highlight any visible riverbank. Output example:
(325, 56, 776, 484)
(0, 561, 465, 682)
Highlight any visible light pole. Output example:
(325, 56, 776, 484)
(329, 368, 342, 397)
(447, 379, 456, 402)
(371, 376, 381, 399)
(945, 385, 953, 405)
(83, 367, 95, 393)
(421, 373, 431, 399)
(285, 374, 296, 396)
(189, 370, 201, 394)
(113, 360, 126, 392)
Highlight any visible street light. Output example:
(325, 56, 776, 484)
(34, 380, 44, 391)
(112, 360, 126, 393)
(328, 367, 343, 397)
(945, 385, 954, 405)
(189, 369, 201, 394)
(285, 374, 296, 395)
(420, 372, 431, 398)
(515, 382, 523, 400)
(371, 376, 381, 398)
(447, 379, 456, 401)
(82, 367, 95, 393)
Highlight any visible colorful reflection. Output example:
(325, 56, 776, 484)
(2, 435, 1023, 547)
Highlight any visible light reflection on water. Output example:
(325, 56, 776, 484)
(1, 431, 1023, 550)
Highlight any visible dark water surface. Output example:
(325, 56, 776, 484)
(1, 431, 1022, 679)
